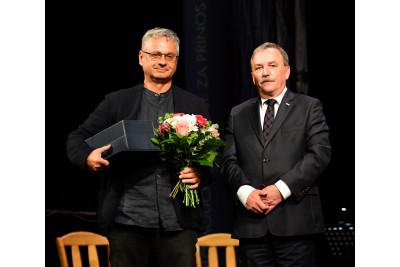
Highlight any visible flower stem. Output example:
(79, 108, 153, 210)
(169, 180, 181, 198)
(169, 166, 200, 208)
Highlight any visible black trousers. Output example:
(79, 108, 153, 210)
(107, 224, 197, 267)
(239, 232, 317, 267)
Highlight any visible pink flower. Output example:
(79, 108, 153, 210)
(158, 122, 170, 134)
(195, 115, 207, 127)
(175, 121, 190, 136)
(173, 113, 184, 117)
(208, 125, 220, 137)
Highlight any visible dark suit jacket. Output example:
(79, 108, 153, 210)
(221, 89, 331, 238)
(66, 83, 215, 233)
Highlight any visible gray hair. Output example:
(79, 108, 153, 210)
(141, 27, 180, 55)
(251, 42, 289, 67)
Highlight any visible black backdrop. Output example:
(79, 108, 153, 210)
(46, 1, 354, 266)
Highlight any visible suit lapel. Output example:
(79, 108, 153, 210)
(265, 90, 295, 146)
(248, 98, 265, 147)
(126, 84, 144, 120)
(172, 85, 185, 112)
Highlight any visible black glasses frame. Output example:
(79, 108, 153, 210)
(141, 51, 178, 62)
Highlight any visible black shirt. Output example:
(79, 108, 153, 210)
(113, 87, 183, 231)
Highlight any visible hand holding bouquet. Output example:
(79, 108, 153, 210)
(151, 113, 226, 208)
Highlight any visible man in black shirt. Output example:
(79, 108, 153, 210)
(66, 27, 216, 267)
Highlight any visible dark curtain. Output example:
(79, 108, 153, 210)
(231, 0, 308, 105)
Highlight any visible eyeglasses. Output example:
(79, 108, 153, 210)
(141, 51, 178, 62)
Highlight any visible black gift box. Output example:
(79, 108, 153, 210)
(85, 120, 160, 161)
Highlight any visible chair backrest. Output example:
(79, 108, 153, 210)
(195, 233, 239, 267)
(56, 231, 110, 267)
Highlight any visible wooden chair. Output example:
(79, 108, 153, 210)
(56, 231, 110, 267)
(195, 233, 239, 267)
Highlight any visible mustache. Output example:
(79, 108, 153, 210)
(260, 78, 275, 83)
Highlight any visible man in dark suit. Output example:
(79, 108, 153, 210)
(66, 27, 215, 267)
(221, 42, 331, 266)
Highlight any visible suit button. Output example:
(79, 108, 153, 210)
(263, 158, 269, 163)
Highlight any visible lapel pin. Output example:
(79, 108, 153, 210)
(285, 103, 290, 106)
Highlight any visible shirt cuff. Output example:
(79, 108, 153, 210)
(275, 179, 291, 199)
(237, 185, 256, 207)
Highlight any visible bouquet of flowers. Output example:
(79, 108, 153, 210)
(151, 113, 226, 208)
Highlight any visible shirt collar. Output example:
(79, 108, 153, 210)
(260, 87, 287, 106)
(143, 86, 172, 98)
